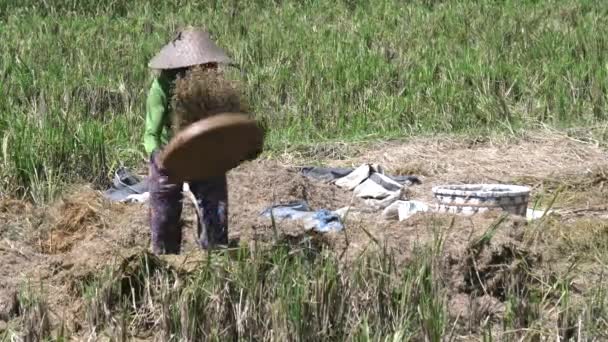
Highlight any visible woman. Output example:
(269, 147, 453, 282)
(143, 27, 237, 255)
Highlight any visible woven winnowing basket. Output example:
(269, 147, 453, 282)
(432, 184, 530, 216)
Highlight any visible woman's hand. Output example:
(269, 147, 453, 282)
(150, 148, 162, 168)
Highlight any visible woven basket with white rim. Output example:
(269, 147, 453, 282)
(431, 184, 530, 217)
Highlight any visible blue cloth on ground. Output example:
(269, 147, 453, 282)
(260, 201, 313, 220)
(309, 209, 344, 232)
(260, 201, 344, 233)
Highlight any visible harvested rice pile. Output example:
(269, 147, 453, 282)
(170, 65, 249, 133)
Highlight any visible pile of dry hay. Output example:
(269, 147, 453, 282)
(34, 188, 107, 254)
(170, 65, 249, 133)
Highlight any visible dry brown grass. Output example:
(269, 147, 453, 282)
(0, 132, 607, 340)
(270, 131, 608, 209)
(36, 186, 106, 254)
(277, 131, 604, 173)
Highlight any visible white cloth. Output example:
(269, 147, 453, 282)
(353, 173, 404, 200)
(121, 192, 150, 203)
(334, 163, 407, 209)
(334, 164, 374, 190)
(382, 200, 430, 221)
(120, 183, 191, 204)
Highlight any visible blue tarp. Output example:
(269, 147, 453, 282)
(260, 200, 344, 233)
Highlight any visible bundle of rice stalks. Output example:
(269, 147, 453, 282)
(170, 65, 249, 133)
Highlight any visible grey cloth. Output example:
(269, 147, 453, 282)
(369, 173, 404, 191)
(103, 167, 149, 202)
(388, 174, 422, 186)
(298, 166, 421, 185)
(299, 167, 354, 182)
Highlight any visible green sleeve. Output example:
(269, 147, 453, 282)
(143, 78, 168, 155)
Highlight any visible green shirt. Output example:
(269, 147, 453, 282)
(143, 73, 174, 155)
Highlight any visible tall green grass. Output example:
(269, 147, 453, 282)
(1, 0, 608, 201)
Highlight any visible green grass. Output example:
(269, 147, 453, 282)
(1, 0, 608, 202)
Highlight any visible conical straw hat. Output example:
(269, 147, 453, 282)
(149, 28, 234, 70)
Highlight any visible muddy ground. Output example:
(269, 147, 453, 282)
(0, 131, 607, 338)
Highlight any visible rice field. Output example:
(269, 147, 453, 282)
(1, 0, 608, 341)
(1, 0, 608, 201)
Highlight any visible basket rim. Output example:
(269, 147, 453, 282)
(431, 183, 530, 198)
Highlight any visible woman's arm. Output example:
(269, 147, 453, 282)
(143, 78, 168, 156)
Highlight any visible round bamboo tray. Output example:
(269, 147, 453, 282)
(431, 184, 530, 216)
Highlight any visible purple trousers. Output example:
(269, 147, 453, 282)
(148, 151, 228, 254)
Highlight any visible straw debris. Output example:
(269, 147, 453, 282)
(170, 65, 249, 133)
(37, 189, 105, 254)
